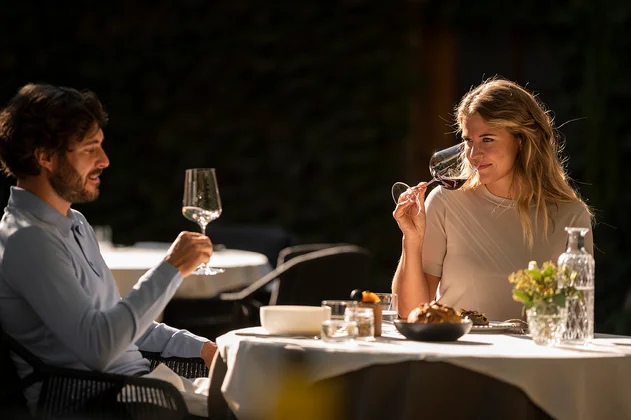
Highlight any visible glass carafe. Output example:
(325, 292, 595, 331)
(557, 227, 595, 344)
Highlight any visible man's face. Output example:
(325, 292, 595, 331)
(49, 127, 110, 204)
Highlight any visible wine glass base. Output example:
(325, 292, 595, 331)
(192, 266, 225, 276)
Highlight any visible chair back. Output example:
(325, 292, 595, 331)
(276, 243, 345, 266)
(271, 244, 372, 306)
(206, 224, 296, 268)
(0, 328, 41, 419)
(0, 328, 189, 420)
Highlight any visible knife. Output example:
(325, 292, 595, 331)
(235, 332, 320, 340)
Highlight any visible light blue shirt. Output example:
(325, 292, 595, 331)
(0, 187, 208, 407)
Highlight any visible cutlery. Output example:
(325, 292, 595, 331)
(235, 332, 320, 340)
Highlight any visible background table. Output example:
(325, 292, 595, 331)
(211, 327, 631, 420)
(101, 244, 272, 299)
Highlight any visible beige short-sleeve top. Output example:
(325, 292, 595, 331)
(422, 185, 593, 321)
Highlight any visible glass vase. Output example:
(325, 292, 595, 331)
(557, 227, 595, 344)
(527, 304, 568, 346)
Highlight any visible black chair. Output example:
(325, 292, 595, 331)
(0, 329, 209, 420)
(162, 224, 297, 340)
(275, 243, 347, 266)
(219, 244, 372, 325)
(205, 224, 297, 268)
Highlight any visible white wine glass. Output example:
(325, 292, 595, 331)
(392, 143, 483, 211)
(182, 168, 225, 275)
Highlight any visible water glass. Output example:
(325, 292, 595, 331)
(376, 293, 399, 331)
(321, 300, 358, 320)
(321, 319, 358, 343)
(345, 307, 375, 341)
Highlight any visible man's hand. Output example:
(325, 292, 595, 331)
(201, 341, 218, 368)
(164, 231, 213, 277)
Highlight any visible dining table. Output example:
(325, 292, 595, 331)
(208, 325, 631, 420)
(101, 242, 272, 300)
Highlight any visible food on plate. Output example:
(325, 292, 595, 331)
(459, 309, 489, 326)
(350, 289, 381, 304)
(407, 301, 461, 324)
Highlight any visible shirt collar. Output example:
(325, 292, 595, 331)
(7, 186, 80, 236)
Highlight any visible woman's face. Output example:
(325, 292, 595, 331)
(462, 114, 520, 198)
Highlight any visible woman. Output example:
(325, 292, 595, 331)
(392, 78, 593, 320)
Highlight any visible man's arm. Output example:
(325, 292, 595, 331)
(136, 322, 218, 367)
(136, 322, 208, 358)
(4, 226, 183, 371)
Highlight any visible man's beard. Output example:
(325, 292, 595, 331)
(50, 156, 102, 204)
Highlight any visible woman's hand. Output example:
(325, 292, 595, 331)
(392, 182, 428, 243)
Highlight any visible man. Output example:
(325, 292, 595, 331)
(0, 83, 216, 410)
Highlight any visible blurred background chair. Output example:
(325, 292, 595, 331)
(162, 224, 297, 339)
(163, 243, 372, 339)
(205, 224, 297, 268)
(219, 243, 373, 326)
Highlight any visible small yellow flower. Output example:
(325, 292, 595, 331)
(508, 261, 580, 310)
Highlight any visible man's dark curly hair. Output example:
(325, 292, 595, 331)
(0, 83, 108, 178)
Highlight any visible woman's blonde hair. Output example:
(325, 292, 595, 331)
(455, 77, 591, 247)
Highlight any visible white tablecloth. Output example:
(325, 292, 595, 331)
(101, 244, 272, 298)
(215, 327, 631, 420)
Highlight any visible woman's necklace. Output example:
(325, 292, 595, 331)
(491, 196, 516, 217)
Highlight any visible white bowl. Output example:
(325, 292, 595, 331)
(260, 305, 331, 335)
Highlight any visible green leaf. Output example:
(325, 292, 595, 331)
(526, 269, 542, 282)
(513, 290, 532, 304)
(552, 293, 566, 308)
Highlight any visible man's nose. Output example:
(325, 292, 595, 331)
(97, 148, 110, 169)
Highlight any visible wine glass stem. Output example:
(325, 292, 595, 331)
(197, 222, 209, 268)
(426, 178, 439, 188)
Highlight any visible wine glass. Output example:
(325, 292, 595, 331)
(182, 168, 225, 275)
(391, 143, 482, 208)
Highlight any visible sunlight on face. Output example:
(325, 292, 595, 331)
(49, 127, 110, 204)
(462, 114, 520, 197)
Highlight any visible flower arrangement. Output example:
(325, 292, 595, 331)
(509, 261, 582, 313)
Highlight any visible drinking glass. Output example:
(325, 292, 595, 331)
(392, 143, 483, 209)
(321, 300, 359, 344)
(321, 319, 358, 343)
(375, 293, 398, 331)
(182, 168, 225, 275)
(345, 307, 375, 341)
(321, 300, 358, 320)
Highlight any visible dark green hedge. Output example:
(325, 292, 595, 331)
(0, 2, 413, 293)
(2, 1, 630, 333)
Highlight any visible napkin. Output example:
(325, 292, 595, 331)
(118, 363, 210, 417)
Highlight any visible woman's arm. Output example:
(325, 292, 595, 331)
(392, 239, 441, 317)
(392, 183, 440, 317)
(392, 239, 440, 318)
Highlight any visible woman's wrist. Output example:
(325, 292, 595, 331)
(402, 235, 424, 249)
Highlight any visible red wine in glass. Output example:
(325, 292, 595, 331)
(392, 143, 482, 209)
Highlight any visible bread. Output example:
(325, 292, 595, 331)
(407, 301, 461, 324)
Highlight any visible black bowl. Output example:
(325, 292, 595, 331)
(394, 319, 472, 342)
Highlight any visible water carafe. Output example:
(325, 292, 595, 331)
(557, 227, 595, 344)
